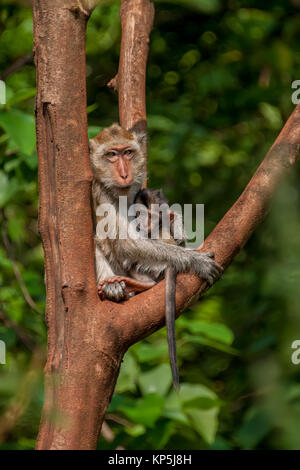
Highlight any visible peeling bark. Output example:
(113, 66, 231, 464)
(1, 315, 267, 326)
(34, 0, 300, 450)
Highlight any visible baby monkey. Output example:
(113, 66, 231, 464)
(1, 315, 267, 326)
(89, 124, 223, 386)
(135, 187, 185, 389)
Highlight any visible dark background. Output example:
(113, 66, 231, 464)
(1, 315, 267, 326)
(0, 0, 300, 449)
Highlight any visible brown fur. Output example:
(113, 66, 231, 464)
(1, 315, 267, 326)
(93, 124, 134, 145)
(90, 124, 145, 203)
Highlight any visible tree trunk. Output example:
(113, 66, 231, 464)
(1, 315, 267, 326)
(34, 0, 123, 450)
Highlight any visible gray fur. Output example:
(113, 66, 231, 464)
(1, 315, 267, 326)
(90, 124, 223, 302)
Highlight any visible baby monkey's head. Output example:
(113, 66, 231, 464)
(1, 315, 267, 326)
(89, 124, 146, 194)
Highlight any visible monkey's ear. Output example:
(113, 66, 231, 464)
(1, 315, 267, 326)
(89, 139, 98, 154)
(130, 125, 147, 146)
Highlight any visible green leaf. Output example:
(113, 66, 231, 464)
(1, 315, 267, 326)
(0, 171, 10, 207)
(87, 103, 99, 114)
(0, 172, 21, 208)
(22, 271, 44, 298)
(115, 351, 139, 393)
(162, 390, 190, 425)
(185, 407, 219, 444)
(125, 424, 146, 437)
(7, 216, 26, 242)
(147, 115, 175, 132)
(179, 383, 218, 404)
(235, 406, 272, 450)
(0, 247, 12, 270)
(4, 158, 21, 172)
(179, 384, 220, 444)
(146, 421, 174, 449)
(88, 126, 103, 139)
(182, 334, 239, 355)
(184, 320, 234, 345)
(107, 394, 133, 414)
(6, 88, 36, 106)
(119, 394, 165, 427)
(0, 109, 35, 155)
(21, 151, 38, 169)
(0, 326, 17, 349)
(183, 396, 222, 410)
(259, 102, 283, 130)
(138, 363, 172, 396)
(133, 341, 167, 363)
(210, 436, 231, 450)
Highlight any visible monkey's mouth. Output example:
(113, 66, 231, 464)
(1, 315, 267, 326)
(114, 183, 132, 190)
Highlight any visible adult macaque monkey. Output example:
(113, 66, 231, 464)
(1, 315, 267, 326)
(89, 124, 223, 387)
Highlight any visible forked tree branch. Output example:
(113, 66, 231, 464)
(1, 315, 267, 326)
(116, 104, 300, 346)
(33, 0, 300, 450)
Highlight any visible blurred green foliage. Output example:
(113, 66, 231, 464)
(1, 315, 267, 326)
(0, 0, 300, 450)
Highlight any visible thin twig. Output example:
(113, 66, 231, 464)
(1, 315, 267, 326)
(1, 209, 43, 317)
(0, 52, 34, 81)
(100, 421, 115, 442)
(230, 387, 272, 412)
(107, 75, 118, 91)
(106, 413, 133, 428)
(0, 306, 36, 352)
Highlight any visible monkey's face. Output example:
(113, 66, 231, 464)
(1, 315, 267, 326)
(89, 124, 145, 194)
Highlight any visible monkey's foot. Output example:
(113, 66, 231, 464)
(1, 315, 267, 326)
(98, 276, 156, 301)
(98, 277, 128, 302)
(118, 277, 156, 293)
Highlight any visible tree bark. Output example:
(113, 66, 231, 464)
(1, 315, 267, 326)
(34, 0, 124, 450)
(114, 0, 154, 181)
(34, 0, 300, 450)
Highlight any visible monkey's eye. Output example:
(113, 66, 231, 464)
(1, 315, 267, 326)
(123, 149, 134, 158)
(105, 150, 119, 162)
(106, 151, 117, 157)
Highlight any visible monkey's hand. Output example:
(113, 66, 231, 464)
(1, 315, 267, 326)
(191, 251, 223, 286)
(98, 276, 156, 302)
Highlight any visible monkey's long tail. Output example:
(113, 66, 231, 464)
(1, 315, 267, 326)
(165, 267, 179, 390)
